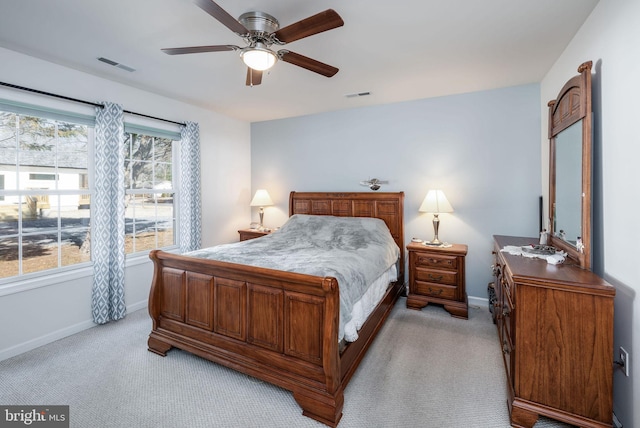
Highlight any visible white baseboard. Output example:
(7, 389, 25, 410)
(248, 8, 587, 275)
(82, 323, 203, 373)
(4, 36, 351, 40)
(0, 318, 95, 362)
(0, 299, 148, 362)
(127, 300, 148, 313)
(468, 295, 489, 309)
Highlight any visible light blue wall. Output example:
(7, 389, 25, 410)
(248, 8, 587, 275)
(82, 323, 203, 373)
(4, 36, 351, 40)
(251, 84, 541, 301)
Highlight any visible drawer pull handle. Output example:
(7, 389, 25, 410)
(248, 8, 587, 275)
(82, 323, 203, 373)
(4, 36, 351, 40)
(491, 264, 501, 275)
(428, 287, 443, 296)
(428, 274, 443, 282)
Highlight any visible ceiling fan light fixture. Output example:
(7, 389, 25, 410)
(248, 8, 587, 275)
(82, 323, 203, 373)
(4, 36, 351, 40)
(241, 44, 277, 71)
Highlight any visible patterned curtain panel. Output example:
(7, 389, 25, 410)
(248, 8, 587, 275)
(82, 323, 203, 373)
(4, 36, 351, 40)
(179, 121, 202, 253)
(91, 102, 126, 324)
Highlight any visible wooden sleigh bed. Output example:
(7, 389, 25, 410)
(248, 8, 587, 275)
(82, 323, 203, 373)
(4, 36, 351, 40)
(147, 191, 405, 426)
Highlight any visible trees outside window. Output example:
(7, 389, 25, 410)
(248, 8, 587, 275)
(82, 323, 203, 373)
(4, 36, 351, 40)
(123, 133, 176, 254)
(0, 112, 91, 279)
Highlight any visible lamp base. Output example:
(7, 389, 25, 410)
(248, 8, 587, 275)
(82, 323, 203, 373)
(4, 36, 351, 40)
(425, 214, 445, 246)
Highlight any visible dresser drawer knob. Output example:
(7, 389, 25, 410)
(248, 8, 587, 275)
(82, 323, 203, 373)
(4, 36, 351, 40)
(428, 273, 443, 282)
(428, 287, 443, 296)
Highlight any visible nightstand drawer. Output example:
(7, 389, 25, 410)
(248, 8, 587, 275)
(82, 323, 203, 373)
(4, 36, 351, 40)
(238, 229, 270, 241)
(413, 281, 457, 300)
(415, 253, 458, 270)
(414, 267, 457, 286)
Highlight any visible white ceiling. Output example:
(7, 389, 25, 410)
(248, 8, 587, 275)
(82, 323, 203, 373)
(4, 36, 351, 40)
(0, 0, 599, 123)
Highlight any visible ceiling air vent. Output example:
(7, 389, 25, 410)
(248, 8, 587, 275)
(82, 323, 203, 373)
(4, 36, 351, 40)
(345, 91, 371, 98)
(97, 57, 136, 72)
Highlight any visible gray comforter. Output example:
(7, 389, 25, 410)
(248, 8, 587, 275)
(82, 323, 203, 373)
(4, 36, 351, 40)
(186, 214, 400, 341)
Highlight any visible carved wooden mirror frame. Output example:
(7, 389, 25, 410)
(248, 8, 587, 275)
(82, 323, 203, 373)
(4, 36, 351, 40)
(548, 61, 593, 269)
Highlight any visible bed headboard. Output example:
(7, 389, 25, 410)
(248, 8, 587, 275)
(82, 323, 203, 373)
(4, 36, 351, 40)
(289, 191, 405, 280)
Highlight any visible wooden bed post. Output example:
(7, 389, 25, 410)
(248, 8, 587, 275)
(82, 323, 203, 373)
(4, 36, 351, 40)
(291, 276, 343, 426)
(147, 250, 173, 356)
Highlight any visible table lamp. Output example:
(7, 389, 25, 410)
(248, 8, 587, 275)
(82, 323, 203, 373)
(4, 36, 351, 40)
(419, 190, 454, 246)
(250, 189, 273, 230)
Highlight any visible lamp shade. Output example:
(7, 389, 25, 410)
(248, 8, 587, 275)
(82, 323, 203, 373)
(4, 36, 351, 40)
(241, 44, 277, 71)
(419, 190, 454, 214)
(250, 189, 274, 207)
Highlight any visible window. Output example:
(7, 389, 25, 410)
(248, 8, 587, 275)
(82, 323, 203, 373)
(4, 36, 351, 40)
(123, 132, 176, 254)
(0, 101, 181, 283)
(0, 111, 91, 279)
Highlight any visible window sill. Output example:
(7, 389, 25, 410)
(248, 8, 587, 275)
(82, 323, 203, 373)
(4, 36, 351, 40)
(0, 264, 94, 297)
(0, 246, 180, 297)
(125, 245, 179, 267)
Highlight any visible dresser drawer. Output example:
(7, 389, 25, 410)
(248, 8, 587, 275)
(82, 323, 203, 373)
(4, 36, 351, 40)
(502, 289, 514, 345)
(415, 253, 457, 270)
(413, 281, 457, 299)
(501, 329, 514, 388)
(414, 267, 457, 286)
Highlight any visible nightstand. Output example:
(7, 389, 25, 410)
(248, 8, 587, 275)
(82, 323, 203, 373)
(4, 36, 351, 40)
(406, 242, 468, 319)
(238, 229, 270, 241)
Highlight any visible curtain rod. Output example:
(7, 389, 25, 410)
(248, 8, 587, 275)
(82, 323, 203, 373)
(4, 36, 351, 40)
(0, 81, 186, 126)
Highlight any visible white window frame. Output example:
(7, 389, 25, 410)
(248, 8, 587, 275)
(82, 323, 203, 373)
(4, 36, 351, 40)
(0, 108, 95, 287)
(0, 100, 184, 292)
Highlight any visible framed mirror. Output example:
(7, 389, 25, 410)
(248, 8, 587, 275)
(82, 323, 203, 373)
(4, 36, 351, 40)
(548, 61, 592, 269)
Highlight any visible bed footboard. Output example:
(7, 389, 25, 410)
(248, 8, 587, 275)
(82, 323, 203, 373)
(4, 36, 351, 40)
(147, 249, 345, 426)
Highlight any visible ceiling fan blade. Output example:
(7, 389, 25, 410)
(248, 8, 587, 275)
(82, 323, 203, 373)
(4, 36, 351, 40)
(279, 51, 339, 77)
(246, 68, 263, 86)
(162, 45, 237, 55)
(194, 0, 249, 35)
(274, 9, 344, 44)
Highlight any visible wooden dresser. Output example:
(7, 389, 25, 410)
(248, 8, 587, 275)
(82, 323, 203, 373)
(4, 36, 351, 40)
(406, 242, 468, 319)
(492, 235, 615, 428)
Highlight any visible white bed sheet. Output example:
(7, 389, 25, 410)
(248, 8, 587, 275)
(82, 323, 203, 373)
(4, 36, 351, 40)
(343, 263, 398, 342)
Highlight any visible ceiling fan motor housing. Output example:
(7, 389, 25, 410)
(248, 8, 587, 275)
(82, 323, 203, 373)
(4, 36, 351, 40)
(239, 11, 279, 35)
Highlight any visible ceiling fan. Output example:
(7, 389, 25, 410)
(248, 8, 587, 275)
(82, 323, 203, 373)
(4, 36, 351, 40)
(162, 0, 344, 86)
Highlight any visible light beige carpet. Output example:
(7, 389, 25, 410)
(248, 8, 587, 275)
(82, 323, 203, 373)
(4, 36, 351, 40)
(0, 298, 573, 427)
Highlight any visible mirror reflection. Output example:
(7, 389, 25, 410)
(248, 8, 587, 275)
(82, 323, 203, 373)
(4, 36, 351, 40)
(553, 121, 582, 247)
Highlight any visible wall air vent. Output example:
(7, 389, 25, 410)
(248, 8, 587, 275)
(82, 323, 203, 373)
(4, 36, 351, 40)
(345, 91, 371, 98)
(97, 57, 136, 72)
